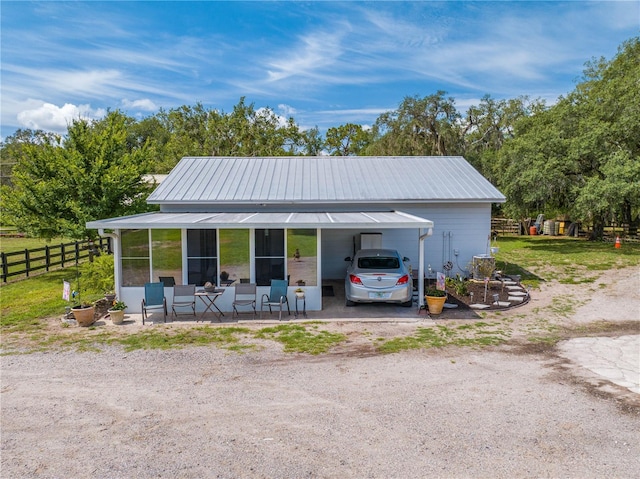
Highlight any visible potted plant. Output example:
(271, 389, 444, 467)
(71, 300, 96, 326)
(296, 279, 306, 287)
(294, 287, 305, 298)
(424, 288, 447, 315)
(108, 300, 127, 325)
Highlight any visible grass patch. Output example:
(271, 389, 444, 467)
(1, 268, 103, 334)
(378, 321, 511, 353)
(115, 326, 253, 352)
(494, 236, 639, 286)
(0, 236, 75, 254)
(255, 323, 347, 354)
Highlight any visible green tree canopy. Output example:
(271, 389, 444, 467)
(325, 123, 371, 156)
(366, 91, 462, 156)
(497, 37, 640, 237)
(2, 111, 155, 239)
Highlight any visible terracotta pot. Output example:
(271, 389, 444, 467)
(109, 309, 125, 325)
(72, 306, 96, 326)
(425, 295, 447, 315)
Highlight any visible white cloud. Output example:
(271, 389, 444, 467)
(121, 99, 158, 111)
(277, 104, 297, 116)
(16, 101, 106, 133)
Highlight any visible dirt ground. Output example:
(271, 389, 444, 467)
(1, 267, 639, 478)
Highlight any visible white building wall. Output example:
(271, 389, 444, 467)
(403, 203, 492, 278)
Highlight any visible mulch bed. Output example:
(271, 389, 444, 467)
(423, 278, 529, 318)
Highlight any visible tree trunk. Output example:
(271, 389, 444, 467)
(589, 217, 605, 241)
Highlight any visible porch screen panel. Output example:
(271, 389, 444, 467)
(219, 229, 250, 285)
(287, 229, 317, 286)
(151, 229, 182, 284)
(121, 229, 150, 287)
(255, 229, 285, 286)
(187, 229, 217, 286)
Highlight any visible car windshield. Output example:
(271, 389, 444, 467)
(357, 257, 399, 269)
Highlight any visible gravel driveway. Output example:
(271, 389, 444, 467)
(2, 268, 639, 478)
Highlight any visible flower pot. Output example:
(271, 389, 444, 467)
(295, 292, 305, 298)
(72, 306, 96, 326)
(425, 295, 447, 315)
(109, 309, 125, 325)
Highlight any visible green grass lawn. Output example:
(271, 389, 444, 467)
(494, 236, 639, 286)
(0, 236, 75, 254)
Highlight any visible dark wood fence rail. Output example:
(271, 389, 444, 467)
(1, 238, 111, 283)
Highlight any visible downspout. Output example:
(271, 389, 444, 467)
(98, 229, 120, 299)
(418, 227, 433, 309)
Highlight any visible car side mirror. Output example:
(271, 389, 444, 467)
(344, 256, 352, 262)
(403, 257, 410, 262)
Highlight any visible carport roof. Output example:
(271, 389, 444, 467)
(87, 211, 434, 230)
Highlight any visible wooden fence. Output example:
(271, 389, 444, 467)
(0, 238, 111, 283)
(491, 217, 521, 236)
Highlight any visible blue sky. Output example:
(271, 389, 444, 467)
(1, 1, 638, 140)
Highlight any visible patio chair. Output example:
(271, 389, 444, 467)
(141, 282, 167, 325)
(260, 279, 290, 320)
(172, 284, 196, 318)
(232, 283, 257, 318)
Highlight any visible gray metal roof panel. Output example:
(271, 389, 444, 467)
(147, 156, 505, 204)
(87, 211, 434, 230)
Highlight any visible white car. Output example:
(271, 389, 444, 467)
(344, 249, 413, 307)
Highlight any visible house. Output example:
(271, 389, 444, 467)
(87, 156, 505, 313)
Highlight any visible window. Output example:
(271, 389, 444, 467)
(287, 229, 317, 286)
(121, 229, 149, 287)
(219, 229, 250, 285)
(255, 229, 284, 286)
(187, 230, 217, 286)
(151, 229, 182, 284)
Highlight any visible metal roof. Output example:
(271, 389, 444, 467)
(147, 156, 505, 205)
(87, 211, 434, 230)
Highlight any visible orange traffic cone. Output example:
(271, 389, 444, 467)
(614, 236, 621, 249)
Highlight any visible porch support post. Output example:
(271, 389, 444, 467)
(418, 227, 433, 308)
(99, 228, 120, 298)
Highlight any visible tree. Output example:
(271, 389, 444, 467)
(299, 126, 325, 156)
(461, 95, 545, 182)
(497, 37, 640, 238)
(0, 129, 61, 187)
(325, 123, 371, 156)
(366, 92, 462, 156)
(2, 111, 155, 239)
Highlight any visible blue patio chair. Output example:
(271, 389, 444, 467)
(141, 282, 167, 324)
(260, 279, 290, 320)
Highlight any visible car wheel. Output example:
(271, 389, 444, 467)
(401, 299, 413, 308)
(345, 299, 356, 307)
